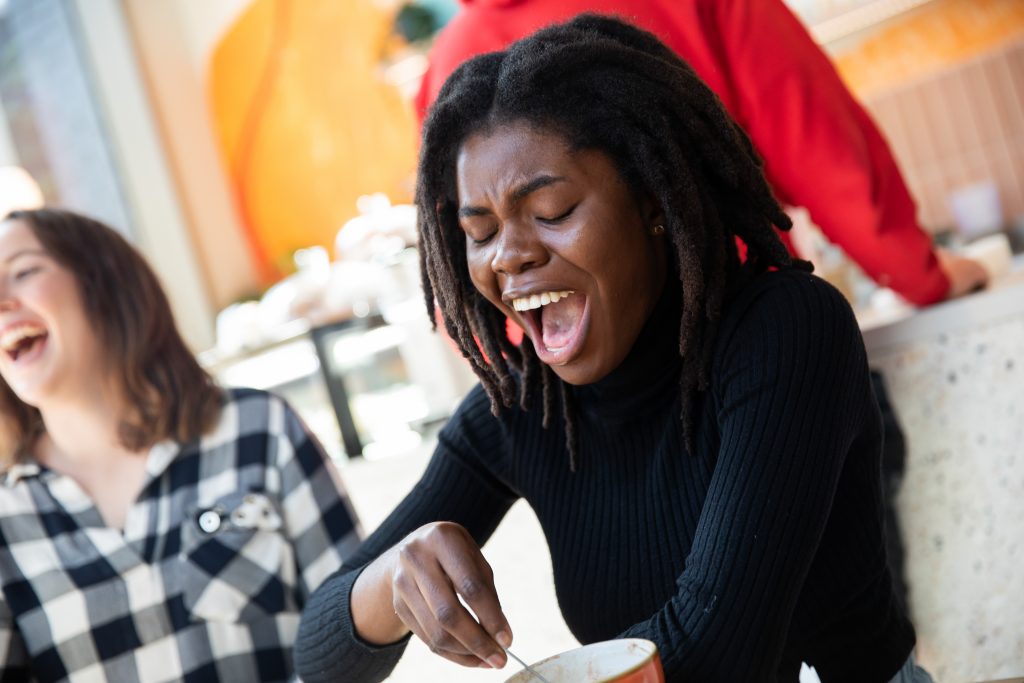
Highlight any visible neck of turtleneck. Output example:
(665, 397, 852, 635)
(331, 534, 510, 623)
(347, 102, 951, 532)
(573, 280, 683, 420)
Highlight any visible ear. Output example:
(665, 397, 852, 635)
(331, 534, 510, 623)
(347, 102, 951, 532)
(638, 193, 665, 230)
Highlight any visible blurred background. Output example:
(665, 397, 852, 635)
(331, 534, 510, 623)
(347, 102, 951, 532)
(0, 1, 1021, 681)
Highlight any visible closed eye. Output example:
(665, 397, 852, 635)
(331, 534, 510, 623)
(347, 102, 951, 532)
(471, 232, 496, 245)
(13, 266, 41, 281)
(537, 204, 577, 224)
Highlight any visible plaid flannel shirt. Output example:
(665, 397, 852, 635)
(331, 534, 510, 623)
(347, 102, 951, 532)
(0, 388, 361, 682)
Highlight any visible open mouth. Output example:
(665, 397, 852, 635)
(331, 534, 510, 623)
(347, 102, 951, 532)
(510, 290, 589, 365)
(1, 323, 49, 363)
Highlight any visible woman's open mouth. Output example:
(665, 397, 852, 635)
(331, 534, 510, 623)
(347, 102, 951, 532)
(1, 323, 49, 364)
(510, 290, 589, 366)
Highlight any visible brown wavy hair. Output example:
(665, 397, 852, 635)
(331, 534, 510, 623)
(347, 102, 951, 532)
(0, 209, 221, 468)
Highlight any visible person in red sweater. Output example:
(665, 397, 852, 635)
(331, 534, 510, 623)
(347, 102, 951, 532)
(416, 0, 988, 305)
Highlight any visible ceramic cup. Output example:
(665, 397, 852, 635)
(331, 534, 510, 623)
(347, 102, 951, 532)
(503, 638, 664, 683)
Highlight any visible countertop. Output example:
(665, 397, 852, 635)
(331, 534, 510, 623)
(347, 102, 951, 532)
(862, 253, 1024, 357)
(860, 252, 1024, 681)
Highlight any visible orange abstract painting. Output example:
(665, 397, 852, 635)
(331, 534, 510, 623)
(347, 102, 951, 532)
(209, 0, 418, 280)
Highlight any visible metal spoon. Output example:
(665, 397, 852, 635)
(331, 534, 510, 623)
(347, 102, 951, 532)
(504, 647, 553, 683)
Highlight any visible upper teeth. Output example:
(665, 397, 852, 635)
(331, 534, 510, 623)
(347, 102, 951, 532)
(1, 324, 46, 352)
(511, 290, 574, 312)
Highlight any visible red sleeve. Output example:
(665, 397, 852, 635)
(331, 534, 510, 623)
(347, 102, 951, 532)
(414, 10, 512, 124)
(414, 0, 600, 124)
(711, 0, 949, 305)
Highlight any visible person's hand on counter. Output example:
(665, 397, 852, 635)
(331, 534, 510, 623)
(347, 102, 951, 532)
(936, 247, 990, 299)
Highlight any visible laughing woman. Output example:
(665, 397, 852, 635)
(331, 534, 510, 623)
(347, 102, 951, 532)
(296, 15, 924, 683)
(0, 209, 361, 682)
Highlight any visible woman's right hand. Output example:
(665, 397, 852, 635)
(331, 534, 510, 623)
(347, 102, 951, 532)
(350, 521, 513, 670)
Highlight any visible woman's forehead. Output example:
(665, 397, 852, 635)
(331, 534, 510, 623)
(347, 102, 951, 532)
(458, 122, 571, 168)
(0, 219, 45, 261)
(454, 123, 615, 203)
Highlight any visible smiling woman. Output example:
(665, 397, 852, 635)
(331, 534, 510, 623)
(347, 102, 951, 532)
(0, 209, 361, 682)
(296, 14, 923, 683)
(0, 210, 219, 464)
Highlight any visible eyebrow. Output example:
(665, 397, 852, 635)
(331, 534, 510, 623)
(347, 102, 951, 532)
(458, 174, 567, 218)
(3, 249, 46, 264)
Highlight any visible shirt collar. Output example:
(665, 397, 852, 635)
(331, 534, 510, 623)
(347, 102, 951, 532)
(2, 459, 43, 487)
(145, 440, 182, 481)
(2, 439, 182, 489)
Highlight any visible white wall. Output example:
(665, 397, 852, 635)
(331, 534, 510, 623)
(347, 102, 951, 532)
(0, 98, 16, 167)
(71, 0, 216, 350)
(121, 0, 261, 312)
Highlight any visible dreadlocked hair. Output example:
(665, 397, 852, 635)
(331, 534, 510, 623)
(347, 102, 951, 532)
(416, 14, 811, 470)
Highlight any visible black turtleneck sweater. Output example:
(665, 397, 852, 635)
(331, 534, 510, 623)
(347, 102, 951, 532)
(294, 270, 915, 682)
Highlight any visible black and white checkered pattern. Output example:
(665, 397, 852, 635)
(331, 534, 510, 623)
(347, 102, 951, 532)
(0, 388, 361, 682)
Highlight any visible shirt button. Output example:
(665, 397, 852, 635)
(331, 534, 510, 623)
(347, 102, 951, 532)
(231, 508, 251, 526)
(198, 510, 222, 534)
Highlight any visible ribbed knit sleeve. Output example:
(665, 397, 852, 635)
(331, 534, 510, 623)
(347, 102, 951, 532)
(619, 272, 875, 681)
(294, 385, 519, 683)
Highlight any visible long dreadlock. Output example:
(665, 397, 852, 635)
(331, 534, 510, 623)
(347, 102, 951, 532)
(416, 14, 811, 470)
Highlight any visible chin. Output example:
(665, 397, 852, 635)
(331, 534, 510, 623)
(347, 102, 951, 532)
(8, 388, 44, 409)
(5, 376, 55, 409)
(548, 359, 609, 386)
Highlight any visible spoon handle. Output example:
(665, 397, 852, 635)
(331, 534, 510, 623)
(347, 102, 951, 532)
(504, 648, 553, 683)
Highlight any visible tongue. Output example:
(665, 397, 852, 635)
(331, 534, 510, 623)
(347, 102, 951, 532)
(540, 295, 585, 349)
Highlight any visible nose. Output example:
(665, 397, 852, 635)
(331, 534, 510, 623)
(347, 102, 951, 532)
(0, 295, 17, 313)
(490, 223, 547, 275)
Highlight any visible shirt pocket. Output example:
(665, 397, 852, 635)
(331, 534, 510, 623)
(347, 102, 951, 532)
(179, 490, 298, 623)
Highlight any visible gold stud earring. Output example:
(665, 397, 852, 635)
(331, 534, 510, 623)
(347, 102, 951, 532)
(650, 224, 665, 236)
